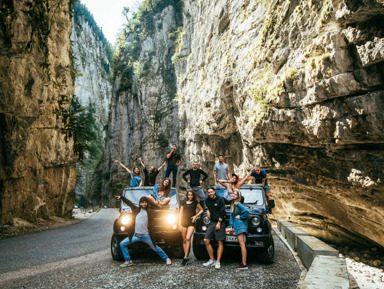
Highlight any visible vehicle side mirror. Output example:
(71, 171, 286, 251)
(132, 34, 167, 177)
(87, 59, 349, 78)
(268, 199, 275, 208)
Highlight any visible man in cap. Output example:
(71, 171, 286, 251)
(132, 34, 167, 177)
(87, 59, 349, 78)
(115, 195, 171, 266)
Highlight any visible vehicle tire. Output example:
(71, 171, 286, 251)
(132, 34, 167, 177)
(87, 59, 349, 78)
(192, 238, 208, 260)
(111, 235, 124, 261)
(258, 237, 275, 264)
(170, 244, 184, 259)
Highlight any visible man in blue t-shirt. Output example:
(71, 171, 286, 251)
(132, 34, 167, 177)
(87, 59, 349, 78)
(249, 165, 271, 201)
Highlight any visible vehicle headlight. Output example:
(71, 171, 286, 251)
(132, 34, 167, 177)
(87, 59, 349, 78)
(166, 214, 177, 224)
(121, 216, 130, 225)
(251, 217, 261, 226)
(203, 216, 210, 225)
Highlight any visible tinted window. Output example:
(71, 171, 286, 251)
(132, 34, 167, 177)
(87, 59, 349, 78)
(215, 187, 264, 205)
(122, 188, 178, 209)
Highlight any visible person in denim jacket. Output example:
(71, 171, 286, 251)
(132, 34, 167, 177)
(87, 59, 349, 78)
(147, 178, 172, 207)
(228, 190, 249, 269)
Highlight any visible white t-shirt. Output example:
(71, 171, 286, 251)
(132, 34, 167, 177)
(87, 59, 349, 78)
(135, 209, 149, 235)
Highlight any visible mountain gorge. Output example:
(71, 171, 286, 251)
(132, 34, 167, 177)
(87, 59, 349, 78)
(0, 0, 383, 251)
(102, 0, 384, 248)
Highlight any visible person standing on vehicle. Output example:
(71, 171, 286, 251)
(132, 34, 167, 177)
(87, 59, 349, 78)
(248, 165, 271, 201)
(138, 157, 167, 186)
(213, 155, 231, 184)
(219, 171, 252, 200)
(182, 162, 209, 201)
(165, 144, 183, 187)
(179, 189, 204, 265)
(203, 186, 226, 269)
(115, 160, 142, 187)
(227, 190, 249, 270)
(116, 196, 172, 267)
(147, 178, 172, 208)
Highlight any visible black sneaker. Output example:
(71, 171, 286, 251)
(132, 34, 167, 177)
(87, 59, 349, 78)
(181, 258, 188, 266)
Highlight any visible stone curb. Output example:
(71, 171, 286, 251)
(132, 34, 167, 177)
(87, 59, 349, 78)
(276, 219, 350, 289)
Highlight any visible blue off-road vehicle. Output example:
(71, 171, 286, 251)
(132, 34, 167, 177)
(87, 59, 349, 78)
(111, 186, 183, 260)
(192, 184, 275, 264)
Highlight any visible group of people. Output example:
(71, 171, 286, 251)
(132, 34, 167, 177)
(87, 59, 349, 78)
(114, 144, 272, 270)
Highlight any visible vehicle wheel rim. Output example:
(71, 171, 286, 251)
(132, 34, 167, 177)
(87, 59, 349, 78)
(267, 244, 274, 257)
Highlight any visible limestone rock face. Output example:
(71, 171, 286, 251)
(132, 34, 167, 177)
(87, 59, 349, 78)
(175, 0, 384, 247)
(71, 6, 112, 199)
(94, 6, 181, 205)
(0, 1, 76, 224)
(99, 0, 383, 248)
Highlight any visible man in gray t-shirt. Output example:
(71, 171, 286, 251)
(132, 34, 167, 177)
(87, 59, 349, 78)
(117, 196, 171, 267)
(213, 155, 231, 184)
(134, 209, 149, 235)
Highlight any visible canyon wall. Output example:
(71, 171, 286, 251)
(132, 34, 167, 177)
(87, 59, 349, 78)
(175, 0, 384, 247)
(71, 2, 112, 203)
(93, 3, 183, 205)
(100, 0, 383, 247)
(0, 0, 76, 224)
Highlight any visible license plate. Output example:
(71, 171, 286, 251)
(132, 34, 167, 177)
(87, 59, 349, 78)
(226, 235, 238, 242)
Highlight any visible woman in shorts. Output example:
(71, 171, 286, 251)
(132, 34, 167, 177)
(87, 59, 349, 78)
(179, 189, 203, 265)
(227, 190, 249, 269)
(147, 178, 172, 207)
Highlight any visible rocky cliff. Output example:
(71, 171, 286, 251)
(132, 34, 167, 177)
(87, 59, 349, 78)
(71, 2, 112, 203)
(93, 2, 183, 205)
(175, 0, 384, 247)
(103, 0, 384, 248)
(0, 0, 76, 224)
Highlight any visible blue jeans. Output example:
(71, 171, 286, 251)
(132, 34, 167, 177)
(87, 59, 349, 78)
(120, 234, 168, 261)
(165, 165, 178, 187)
(189, 186, 206, 200)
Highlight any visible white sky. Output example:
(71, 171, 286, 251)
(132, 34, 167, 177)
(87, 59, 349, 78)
(80, 0, 141, 45)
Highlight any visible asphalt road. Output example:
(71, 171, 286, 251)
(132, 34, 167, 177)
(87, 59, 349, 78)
(0, 209, 301, 289)
(0, 209, 119, 274)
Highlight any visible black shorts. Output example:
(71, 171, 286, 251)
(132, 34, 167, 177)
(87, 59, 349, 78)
(181, 219, 195, 227)
(204, 221, 226, 241)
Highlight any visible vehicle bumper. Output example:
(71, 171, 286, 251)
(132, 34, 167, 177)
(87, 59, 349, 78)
(193, 231, 273, 248)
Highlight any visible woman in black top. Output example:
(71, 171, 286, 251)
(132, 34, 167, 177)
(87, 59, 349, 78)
(138, 157, 167, 186)
(179, 189, 203, 265)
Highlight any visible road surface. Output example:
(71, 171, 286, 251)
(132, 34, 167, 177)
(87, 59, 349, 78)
(0, 209, 301, 288)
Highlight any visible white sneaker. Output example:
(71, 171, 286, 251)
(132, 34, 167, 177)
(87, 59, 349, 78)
(166, 258, 172, 265)
(215, 261, 221, 269)
(203, 259, 216, 267)
(120, 260, 133, 267)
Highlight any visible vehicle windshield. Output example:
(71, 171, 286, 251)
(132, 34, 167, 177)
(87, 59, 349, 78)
(121, 187, 179, 209)
(213, 185, 265, 206)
